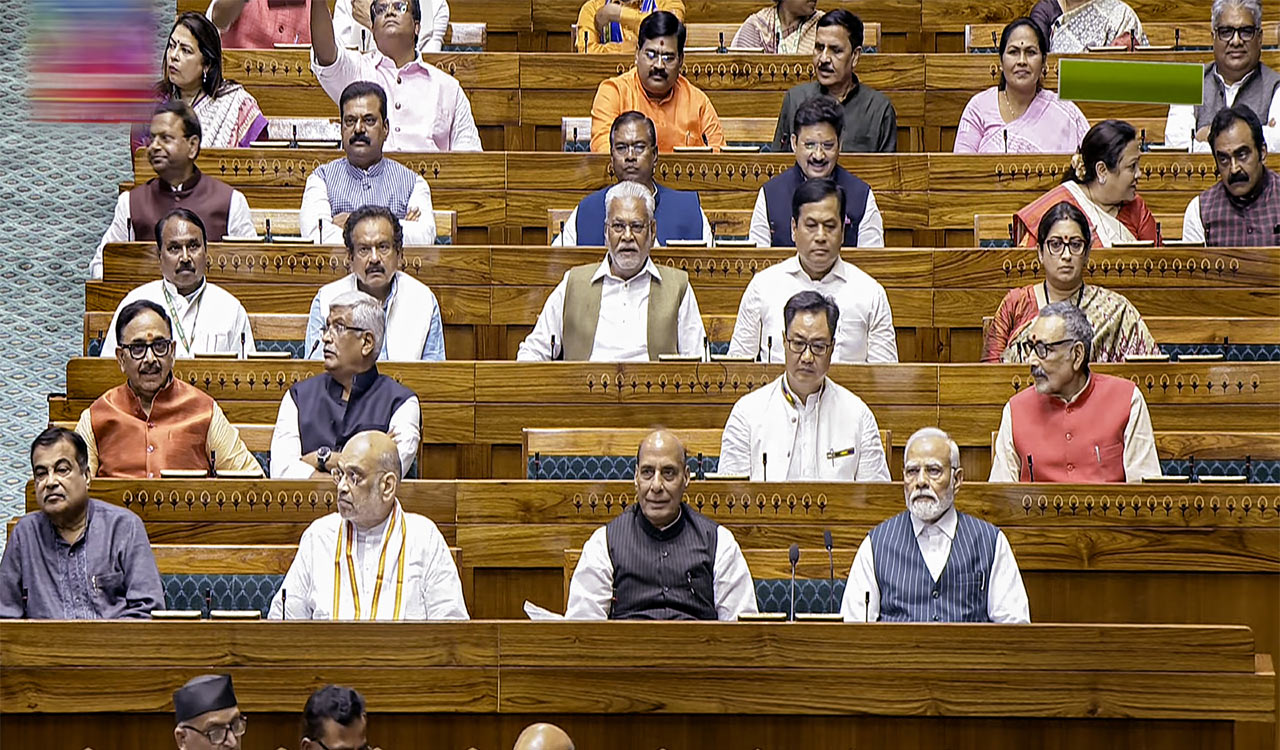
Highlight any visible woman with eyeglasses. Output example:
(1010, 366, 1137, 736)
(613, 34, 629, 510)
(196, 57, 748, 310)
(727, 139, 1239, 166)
(983, 200, 1159, 363)
(1028, 0, 1148, 53)
(153, 12, 267, 148)
(953, 18, 1089, 153)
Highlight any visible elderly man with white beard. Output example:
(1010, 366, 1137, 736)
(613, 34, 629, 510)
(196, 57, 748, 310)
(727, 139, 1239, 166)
(840, 427, 1029, 624)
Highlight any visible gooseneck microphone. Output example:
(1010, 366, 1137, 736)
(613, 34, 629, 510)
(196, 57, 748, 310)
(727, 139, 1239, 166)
(823, 529, 836, 614)
(788, 543, 800, 622)
(280, 588, 287, 621)
(864, 590, 870, 623)
(761, 451, 768, 482)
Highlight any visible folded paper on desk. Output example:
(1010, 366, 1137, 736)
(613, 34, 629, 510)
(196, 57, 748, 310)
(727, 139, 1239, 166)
(524, 600, 565, 620)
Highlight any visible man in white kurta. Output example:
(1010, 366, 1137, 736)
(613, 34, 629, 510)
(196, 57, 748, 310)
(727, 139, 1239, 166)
(730, 179, 896, 364)
(720, 291, 890, 481)
(565, 430, 758, 621)
(841, 428, 1029, 624)
(269, 431, 467, 620)
(100, 209, 255, 358)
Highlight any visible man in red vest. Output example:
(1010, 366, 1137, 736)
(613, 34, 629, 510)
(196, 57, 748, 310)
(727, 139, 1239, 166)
(989, 301, 1161, 483)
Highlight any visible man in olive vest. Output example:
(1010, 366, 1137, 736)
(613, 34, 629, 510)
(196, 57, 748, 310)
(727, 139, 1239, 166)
(518, 181, 707, 361)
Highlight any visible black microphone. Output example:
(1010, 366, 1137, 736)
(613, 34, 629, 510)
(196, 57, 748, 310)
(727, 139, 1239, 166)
(280, 587, 287, 620)
(289, 124, 298, 149)
(718, 31, 727, 54)
(308, 338, 323, 357)
(696, 452, 705, 481)
(317, 218, 324, 245)
(240, 331, 246, 360)
(126, 217, 133, 241)
(1026, 454, 1035, 482)
(864, 590, 870, 623)
(766, 335, 773, 364)
(823, 529, 835, 614)
(533, 451, 542, 480)
(264, 218, 274, 244)
(761, 451, 768, 482)
(203, 588, 212, 619)
(788, 543, 800, 622)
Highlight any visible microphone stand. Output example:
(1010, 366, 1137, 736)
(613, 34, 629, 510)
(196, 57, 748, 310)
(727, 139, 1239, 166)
(788, 543, 799, 622)
(824, 529, 835, 614)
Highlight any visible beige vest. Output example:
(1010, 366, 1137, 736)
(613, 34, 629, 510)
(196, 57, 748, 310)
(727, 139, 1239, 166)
(562, 262, 689, 361)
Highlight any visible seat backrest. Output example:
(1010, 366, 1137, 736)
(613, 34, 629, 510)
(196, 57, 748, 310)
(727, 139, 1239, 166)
(444, 22, 487, 51)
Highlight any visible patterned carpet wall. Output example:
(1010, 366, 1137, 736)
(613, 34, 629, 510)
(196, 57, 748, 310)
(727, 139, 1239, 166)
(0, 1, 174, 553)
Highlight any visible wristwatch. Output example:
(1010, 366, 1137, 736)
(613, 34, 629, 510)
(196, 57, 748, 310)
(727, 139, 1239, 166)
(316, 446, 332, 473)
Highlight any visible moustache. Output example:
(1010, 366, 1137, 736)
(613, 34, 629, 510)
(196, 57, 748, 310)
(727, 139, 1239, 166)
(1030, 366, 1047, 379)
(1228, 170, 1250, 184)
(649, 69, 668, 77)
(817, 65, 835, 73)
(349, 134, 371, 145)
(365, 264, 386, 274)
(176, 262, 195, 272)
(138, 363, 162, 375)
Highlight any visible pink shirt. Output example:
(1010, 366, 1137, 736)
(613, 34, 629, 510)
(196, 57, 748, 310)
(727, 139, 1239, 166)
(211, 0, 311, 48)
(311, 41, 482, 152)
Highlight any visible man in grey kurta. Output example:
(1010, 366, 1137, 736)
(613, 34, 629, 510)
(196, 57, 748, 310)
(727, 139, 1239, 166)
(0, 427, 163, 618)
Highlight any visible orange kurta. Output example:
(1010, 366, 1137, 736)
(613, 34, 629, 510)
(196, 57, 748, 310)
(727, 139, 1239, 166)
(575, 0, 686, 53)
(590, 69, 726, 153)
(89, 378, 214, 478)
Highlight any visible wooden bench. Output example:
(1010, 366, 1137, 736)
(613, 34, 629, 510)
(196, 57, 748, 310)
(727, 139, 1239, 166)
(974, 212, 1186, 245)
(572, 21, 882, 53)
(561, 115, 777, 150)
(963, 21, 1280, 52)
(546, 207, 754, 242)
(248, 208, 459, 244)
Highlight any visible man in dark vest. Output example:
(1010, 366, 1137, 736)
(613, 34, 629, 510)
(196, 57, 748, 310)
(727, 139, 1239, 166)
(751, 95, 883, 248)
(270, 290, 419, 478)
(565, 429, 758, 620)
(94, 100, 255, 279)
(1182, 105, 1280, 245)
(1165, 0, 1279, 153)
(554, 111, 711, 247)
(518, 181, 707, 361)
(841, 427, 1030, 624)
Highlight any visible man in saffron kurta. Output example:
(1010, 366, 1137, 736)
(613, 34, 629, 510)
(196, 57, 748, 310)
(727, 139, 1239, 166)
(75, 301, 261, 478)
(989, 302, 1161, 483)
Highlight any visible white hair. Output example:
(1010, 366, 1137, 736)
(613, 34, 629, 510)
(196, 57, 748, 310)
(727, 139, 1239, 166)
(904, 427, 960, 469)
(330, 290, 385, 356)
(1213, 0, 1262, 27)
(604, 180, 656, 221)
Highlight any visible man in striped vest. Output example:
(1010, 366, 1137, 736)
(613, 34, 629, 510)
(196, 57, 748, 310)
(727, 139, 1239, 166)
(842, 427, 1030, 624)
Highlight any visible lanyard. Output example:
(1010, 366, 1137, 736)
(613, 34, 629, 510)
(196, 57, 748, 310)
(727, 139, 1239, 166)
(161, 283, 205, 356)
(332, 506, 407, 620)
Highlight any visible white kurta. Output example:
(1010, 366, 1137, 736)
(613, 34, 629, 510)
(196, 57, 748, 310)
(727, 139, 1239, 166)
(719, 374, 891, 481)
(268, 502, 468, 620)
(92, 189, 256, 280)
(268, 389, 421, 479)
(99, 279, 256, 358)
(1165, 68, 1280, 154)
(839, 507, 1030, 624)
(564, 519, 759, 621)
(727, 255, 898, 364)
(304, 272, 445, 361)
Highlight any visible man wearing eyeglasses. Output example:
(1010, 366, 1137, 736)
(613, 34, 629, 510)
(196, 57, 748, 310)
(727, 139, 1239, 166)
(1182, 105, 1280, 245)
(304, 206, 445, 361)
(173, 674, 246, 750)
(554, 111, 711, 246)
(1165, 0, 1280, 154)
(269, 431, 467, 619)
(301, 685, 374, 750)
(731, 178, 896, 364)
(841, 427, 1029, 624)
(310, 0, 481, 151)
(100, 208, 255, 359)
(75, 300, 261, 478)
(589, 11, 725, 152)
(302, 82, 436, 246)
(718, 290, 891, 481)
(989, 301, 1161, 483)
(272, 291, 421, 478)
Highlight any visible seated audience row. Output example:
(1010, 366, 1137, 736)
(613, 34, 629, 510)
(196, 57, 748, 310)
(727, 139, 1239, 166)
(208, 0, 451, 52)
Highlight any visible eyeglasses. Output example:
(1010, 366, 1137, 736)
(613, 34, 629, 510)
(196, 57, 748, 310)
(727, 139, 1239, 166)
(612, 142, 651, 156)
(641, 49, 679, 66)
(180, 715, 247, 746)
(121, 339, 173, 360)
(320, 321, 369, 338)
(331, 467, 369, 487)
(1019, 337, 1077, 359)
(1214, 25, 1260, 42)
(785, 338, 831, 356)
(800, 140, 837, 154)
(371, 0, 410, 17)
(608, 221, 649, 236)
(1044, 237, 1087, 255)
(353, 242, 397, 259)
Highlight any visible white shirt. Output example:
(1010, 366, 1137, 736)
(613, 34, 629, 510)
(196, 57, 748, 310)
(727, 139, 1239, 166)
(1181, 195, 1208, 243)
(718, 374, 891, 481)
(840, 507, 1030, 624)
(727, 256, 898, 364)
(333, 0, 450, 53)
(517, 258, 707, 361)
(99, 279, 256, 359)
(299, 168, 437, 245)
(749, 186, 884, 248)
(267, 504, 468, 620)
(552, 204, 713, 247)
(1165, 68, 1280, 153)
(92, 189, 256, 279)
(269, 388, 420, 478)
(564, 518, 759, 620)
(989, 379, 1162, 483)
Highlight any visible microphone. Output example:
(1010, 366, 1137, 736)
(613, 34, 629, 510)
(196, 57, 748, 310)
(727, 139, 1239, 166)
(718, 31, 727, 54)
(864, 590, 870, 623)
(1026, 454, 1035, 482)
(550, 334, 559, 360)
(788, 543, 800, 622)
(533, 451, 542, 480)
(761, 451, 768, 482)
(280, 588, 287, 620)
(209, 450, 218, 478)
(317, 218, 324, 245)
(696, 452, 705, 481)
(203, 588, 212, 620)
(126, 218, 133, 241)
(308, 338, 323, 357)
(290, 124, 298, 149)
(265, 218, 274, 244)
(823, 530, 835, 614)
(766, 335, 772, 364)
(240, 331, 246, 360)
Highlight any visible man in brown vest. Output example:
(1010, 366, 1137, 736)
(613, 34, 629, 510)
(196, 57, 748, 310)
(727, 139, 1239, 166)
(1181, 105, 1280, 245)
(518, 181, 706, 361)
(75, 300, 261, 478)
(93, 100, 256, 279)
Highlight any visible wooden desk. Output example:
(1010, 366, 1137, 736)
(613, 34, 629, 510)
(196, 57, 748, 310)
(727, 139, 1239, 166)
(1, 621, 1272, 750)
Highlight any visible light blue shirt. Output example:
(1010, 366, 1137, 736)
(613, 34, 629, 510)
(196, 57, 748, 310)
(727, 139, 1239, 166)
(305, 275, 445, 361)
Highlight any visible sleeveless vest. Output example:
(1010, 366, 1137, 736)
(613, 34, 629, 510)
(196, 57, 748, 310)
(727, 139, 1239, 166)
(561, 263, 689, 361)
(288, 366, 415, 455)
(762, 164, 870, 247)
(89, 378, 214, 478)
(1010, 373, 1134, 483)
(606, 503, 720, 620)
(1198, 170, 1280, 247)
(573, 183, 705, 246)
(129, 170, 233, 243)
(1194, 63, 1280, 132)
(314, 157, 418, 217)
(868, 510, 998, 622)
